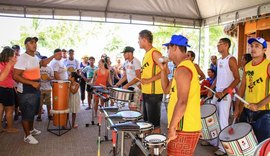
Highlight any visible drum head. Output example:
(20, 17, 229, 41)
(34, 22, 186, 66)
(112, 88, 134, 93)
(116, 111, 141, 118)
(201, 104, 216, 118)
(145, 134, 166, 144)
(219, 122, 252, 141)
(137, 122, 153, 130)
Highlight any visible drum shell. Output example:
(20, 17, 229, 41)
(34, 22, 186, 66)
(53, 114, 67, 126)
(200, 104, 221, 140)
(110, 88, 135, 102)
(137, 122, 154, 139)
(52, 81, 70, 110)
(219, 123, 258, 156)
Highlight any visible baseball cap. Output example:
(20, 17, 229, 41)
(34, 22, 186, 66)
(12, 45, 20, 50)
(24, 37, 38, 44)
(248, 37, 267, 49)
(162, 35, 190, 47)
(121, 46, 135, 53)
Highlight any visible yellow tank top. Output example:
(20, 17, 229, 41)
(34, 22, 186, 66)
(141, 47, 163, 94)
(167, 60, 201, 131)
(245, 59, 270, 110)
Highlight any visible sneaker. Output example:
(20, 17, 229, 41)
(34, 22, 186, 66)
(24, 134, 39, 144)
(30, 128, 41, 136)
(214, 149, 226, 156)
(36, 116, 42, 122)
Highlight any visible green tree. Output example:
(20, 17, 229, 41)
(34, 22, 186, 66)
(11, 19, 102, 52)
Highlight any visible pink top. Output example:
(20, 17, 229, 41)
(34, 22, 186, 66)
(0, 63, 15, 88)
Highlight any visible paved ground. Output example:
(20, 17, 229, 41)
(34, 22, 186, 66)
(0, 102, 217, 156)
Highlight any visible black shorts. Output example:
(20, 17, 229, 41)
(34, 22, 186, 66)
(142, 93, 163, 128)
(19, 92, 40, 121)
(86, 84, 94, 93)
(0, 87, 15, 106)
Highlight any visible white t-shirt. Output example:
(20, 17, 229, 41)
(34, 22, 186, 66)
(14, 53, 41, 93)
(50, 59, 68, 80)
(40, 66, 54, 91)
(124, 57, 141, 88)
(63, 58, 79, 74)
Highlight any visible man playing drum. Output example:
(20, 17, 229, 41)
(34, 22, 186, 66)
(160, 34, 201, 156)
(234, 37, 270, 143)
(138, 30, 163, 133)
(207, 38, 240, 155)
(13, 37, 61, 144)
(115, 46, 141, 111)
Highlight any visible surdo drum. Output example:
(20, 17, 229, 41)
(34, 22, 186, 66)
(254, 138, 270, 156)
(110, 88, 135, 102)
(51, 80, 70, 126)
(200, 104, 221, 140)
(219, 122, 258, 156)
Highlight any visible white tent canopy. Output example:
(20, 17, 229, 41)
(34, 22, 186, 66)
(0, 0, 270, 27)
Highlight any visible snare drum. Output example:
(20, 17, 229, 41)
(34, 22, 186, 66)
(110, 88, 135, 102)
(144, 134, 167, 148)
(136, 122, 154, 138)
(200, 104, 221, 140)
(52, 80, 70, 110)
(254, 138, 270, 156)
(115, 110, 142, 121)
(219, 123, 258, 156)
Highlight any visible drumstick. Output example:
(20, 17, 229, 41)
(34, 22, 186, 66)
(200, 97, 210, 105)
(228, 117, 236, 135)
(204, 86, 228, 102)
(204, 86, 216, 94)
(227, 88, 249, 106)
(135, 77, 141, 82)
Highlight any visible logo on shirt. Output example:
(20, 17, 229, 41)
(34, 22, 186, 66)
(246, 70, 263, 93)
(142, 62, 149, 70)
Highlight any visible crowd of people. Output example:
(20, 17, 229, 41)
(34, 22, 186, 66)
(0, 30, 269, 156)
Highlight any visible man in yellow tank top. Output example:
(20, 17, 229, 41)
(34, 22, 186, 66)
(234, 37, 270, 143)
(160, 34, 201, 156)
(138, 30, 164, 133)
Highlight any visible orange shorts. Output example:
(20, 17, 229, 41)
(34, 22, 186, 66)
(167, 131, 200, 156)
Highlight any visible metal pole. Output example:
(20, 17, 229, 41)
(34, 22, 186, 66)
(127, 132, 151, 156)
(121, 131, 125, 156)
(198, 27, 202, 66)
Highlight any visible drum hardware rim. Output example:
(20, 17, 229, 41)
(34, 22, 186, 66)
(111, 87, 135, 93)
(143, 133, 167, 146)
(51, 80, 71, 83)
(219, 122, 254, 142)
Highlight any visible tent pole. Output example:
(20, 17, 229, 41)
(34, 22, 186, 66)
(198, 27, 202, 66)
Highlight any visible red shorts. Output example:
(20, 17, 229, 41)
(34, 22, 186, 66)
(167, 131, 200, 156)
